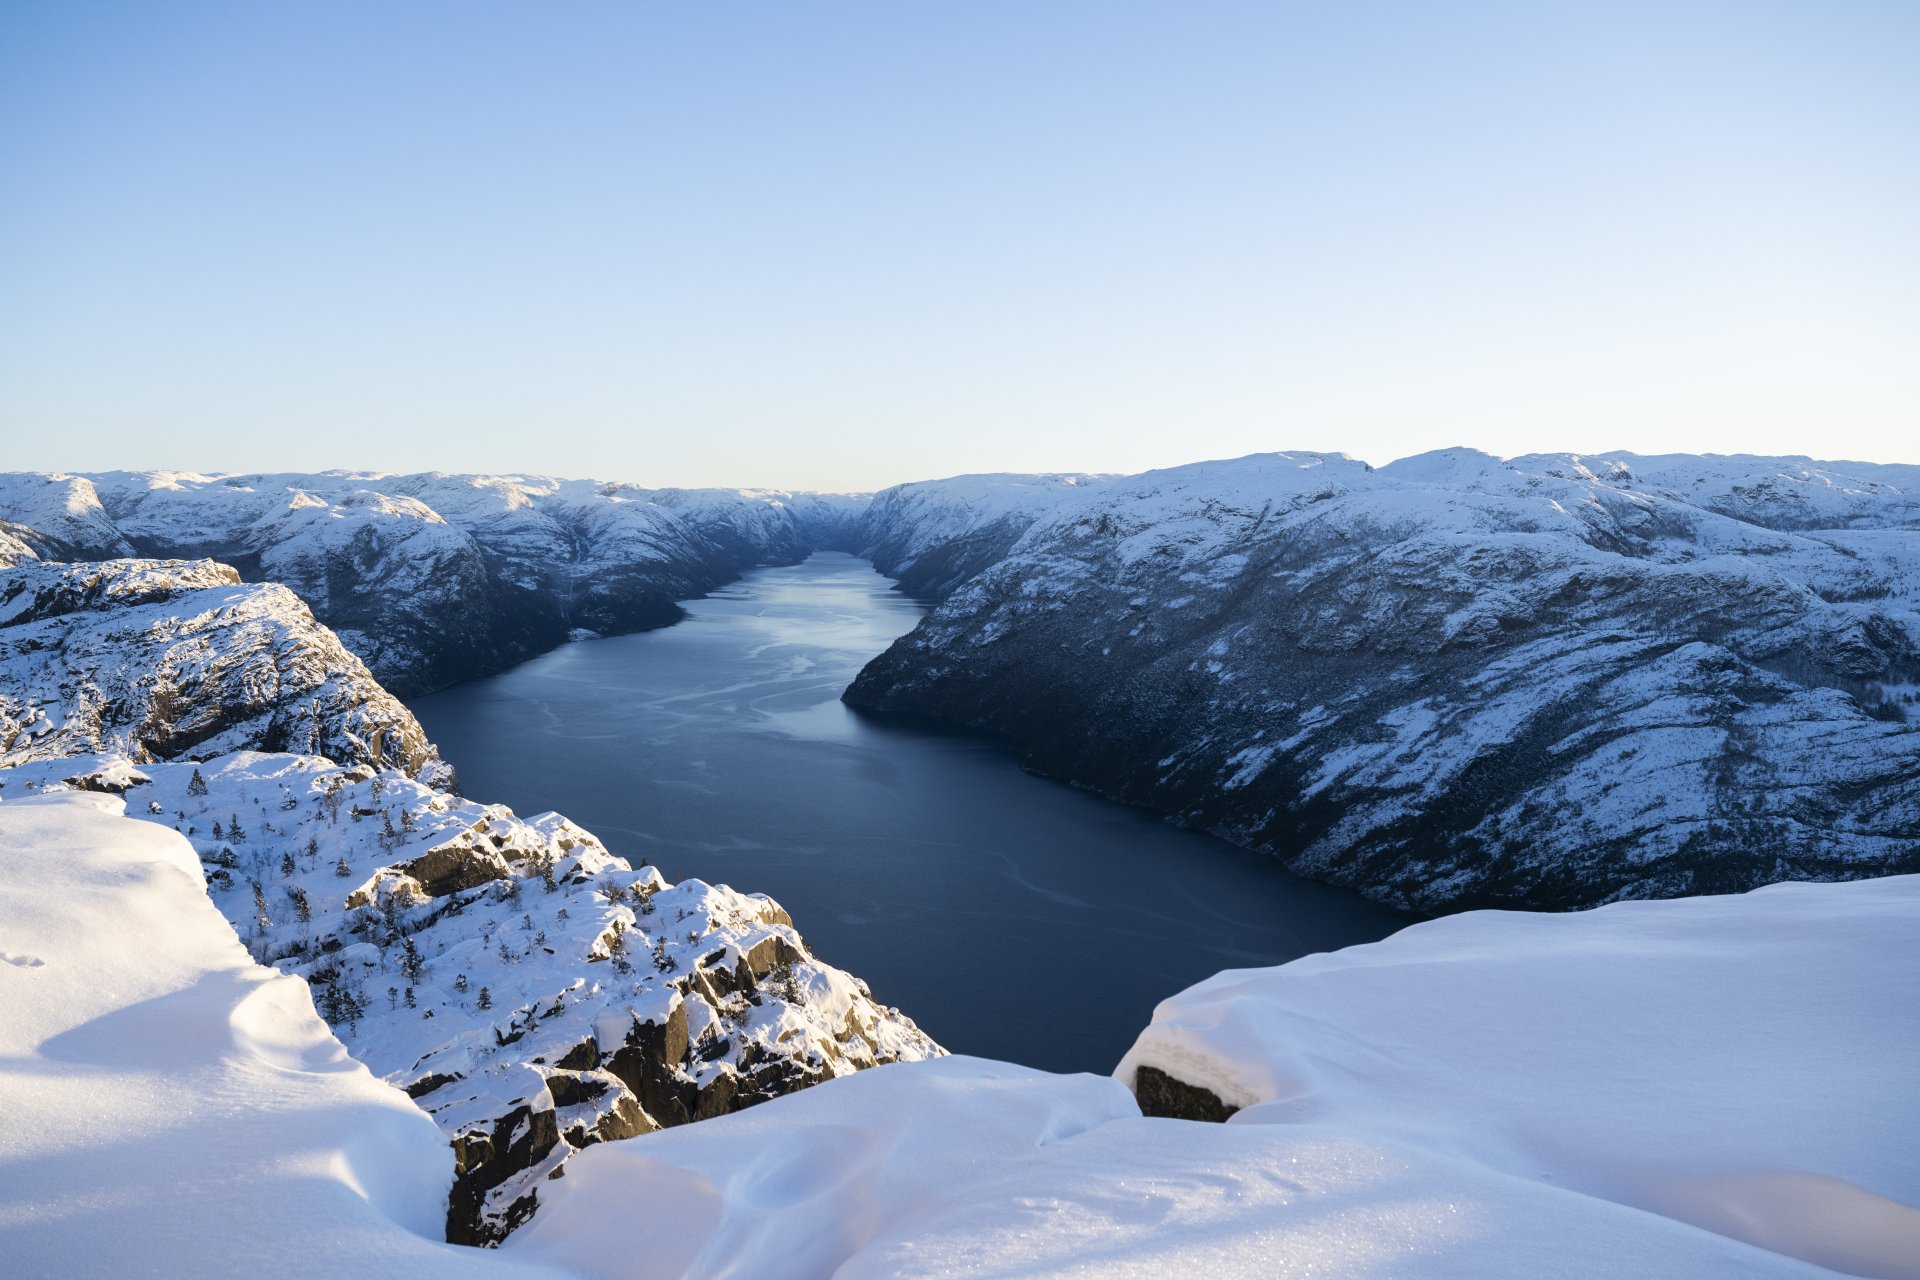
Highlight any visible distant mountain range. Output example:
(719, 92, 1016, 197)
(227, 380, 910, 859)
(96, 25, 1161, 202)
(5, 452, 1915, 919)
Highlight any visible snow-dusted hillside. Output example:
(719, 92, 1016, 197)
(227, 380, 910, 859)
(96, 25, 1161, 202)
(0, 792, 553, 1278)
(0, 557, 443, 780)
(0, 471, 870, 694)
(852, 472, 1107, 597)
(507, 873, 1920, 1279)
(848, 451, 1920, 911)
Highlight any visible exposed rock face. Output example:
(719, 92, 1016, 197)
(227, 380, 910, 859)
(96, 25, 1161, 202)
(847, 451, 1920, 912)
(1131, 1064, 1239, 1123)
(4, 750, 942, 1245)
(0, 558, 443, 780)
(0, 472, 870, 695)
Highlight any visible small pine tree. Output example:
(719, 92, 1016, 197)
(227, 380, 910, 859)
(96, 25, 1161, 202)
(387, 986, 399, 1011)
(382, 809, 397, 839)
(228, 814, 246, 843)
(211, 819, 225, 840)
(476, 986, 492, 1010)
(497, 942, 513, 964)
(334, 856, 351, 878)
(541, 860, 557, 893)
(251, 881, 271, 930)
(557, 907, 569, 922)
(401, 808, 415, 832)
(187, 767, 208, 797)
(403, 986, 415, 1009)
(294, 889, 312, 925)
(401, 936, 424, 983)
(453, 972, 468, 993)
(279, 852, 296, 878)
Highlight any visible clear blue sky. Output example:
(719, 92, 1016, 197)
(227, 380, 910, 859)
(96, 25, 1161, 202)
(2, 1, 1915, 488)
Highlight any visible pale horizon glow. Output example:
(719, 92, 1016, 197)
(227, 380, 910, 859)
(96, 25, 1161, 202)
(2, 2, 1916, 489)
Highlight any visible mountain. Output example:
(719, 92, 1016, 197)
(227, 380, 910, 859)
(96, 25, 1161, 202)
(0, 471, 870, 695)
(846, 451, 1920, 911)
(0, 555, 939, 1244)
(853, 472, 1106, 598)
(0, 557, 443, 780)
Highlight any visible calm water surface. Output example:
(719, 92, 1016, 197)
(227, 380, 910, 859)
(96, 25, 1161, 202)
(410, 552, 1406, 1072)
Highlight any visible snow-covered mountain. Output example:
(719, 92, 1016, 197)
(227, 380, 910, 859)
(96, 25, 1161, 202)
(0, 557, 443, 780)
(852, 472, 1107, 598)
(0, 554, 938, 1244)
(0, 471, 869, 695)
(847, 451, 1920, 911)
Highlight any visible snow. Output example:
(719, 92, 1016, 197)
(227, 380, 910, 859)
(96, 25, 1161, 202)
(499, 874, 1918, 1279)
(4, 774, 1913, 1277)
(0, 792, 558, 1278)
(1119, 874, 1920, 1278)
(505, 1057, 1139, 1278)
(0, 747, 941, 1241)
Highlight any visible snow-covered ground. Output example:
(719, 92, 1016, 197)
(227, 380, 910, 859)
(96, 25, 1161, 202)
(511, 874, 1920, 1280)
(0, 748, 941, 1244)
(4, 786, 1912, 1277)
(0, 792, 560, 1279)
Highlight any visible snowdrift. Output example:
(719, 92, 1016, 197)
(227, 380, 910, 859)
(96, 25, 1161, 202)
(0, 793, 555, 1278)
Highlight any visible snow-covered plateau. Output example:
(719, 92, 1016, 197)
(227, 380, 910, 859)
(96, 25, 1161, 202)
(847, 450, 1920, 911)
(5, 789, 1912, 1277)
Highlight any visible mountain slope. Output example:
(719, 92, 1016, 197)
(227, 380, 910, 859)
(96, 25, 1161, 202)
(847, 451, 1920, 911)
(0, 557, 443, 779)
(0, 471, 870, 695)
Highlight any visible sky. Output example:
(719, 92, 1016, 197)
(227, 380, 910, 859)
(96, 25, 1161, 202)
(1, 1, 1915, 490)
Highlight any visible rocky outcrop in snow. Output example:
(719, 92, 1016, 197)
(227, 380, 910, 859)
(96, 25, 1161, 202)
(0, 471, 870, 695)
(0, 546, 940, 1244)
(0, 558, 443, 779)
(5, 749, 940, 1245)
(847, 451, 1920, 911)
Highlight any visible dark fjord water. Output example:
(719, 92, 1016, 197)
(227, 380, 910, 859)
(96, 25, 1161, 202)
(410, 552, 1406, 1072)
